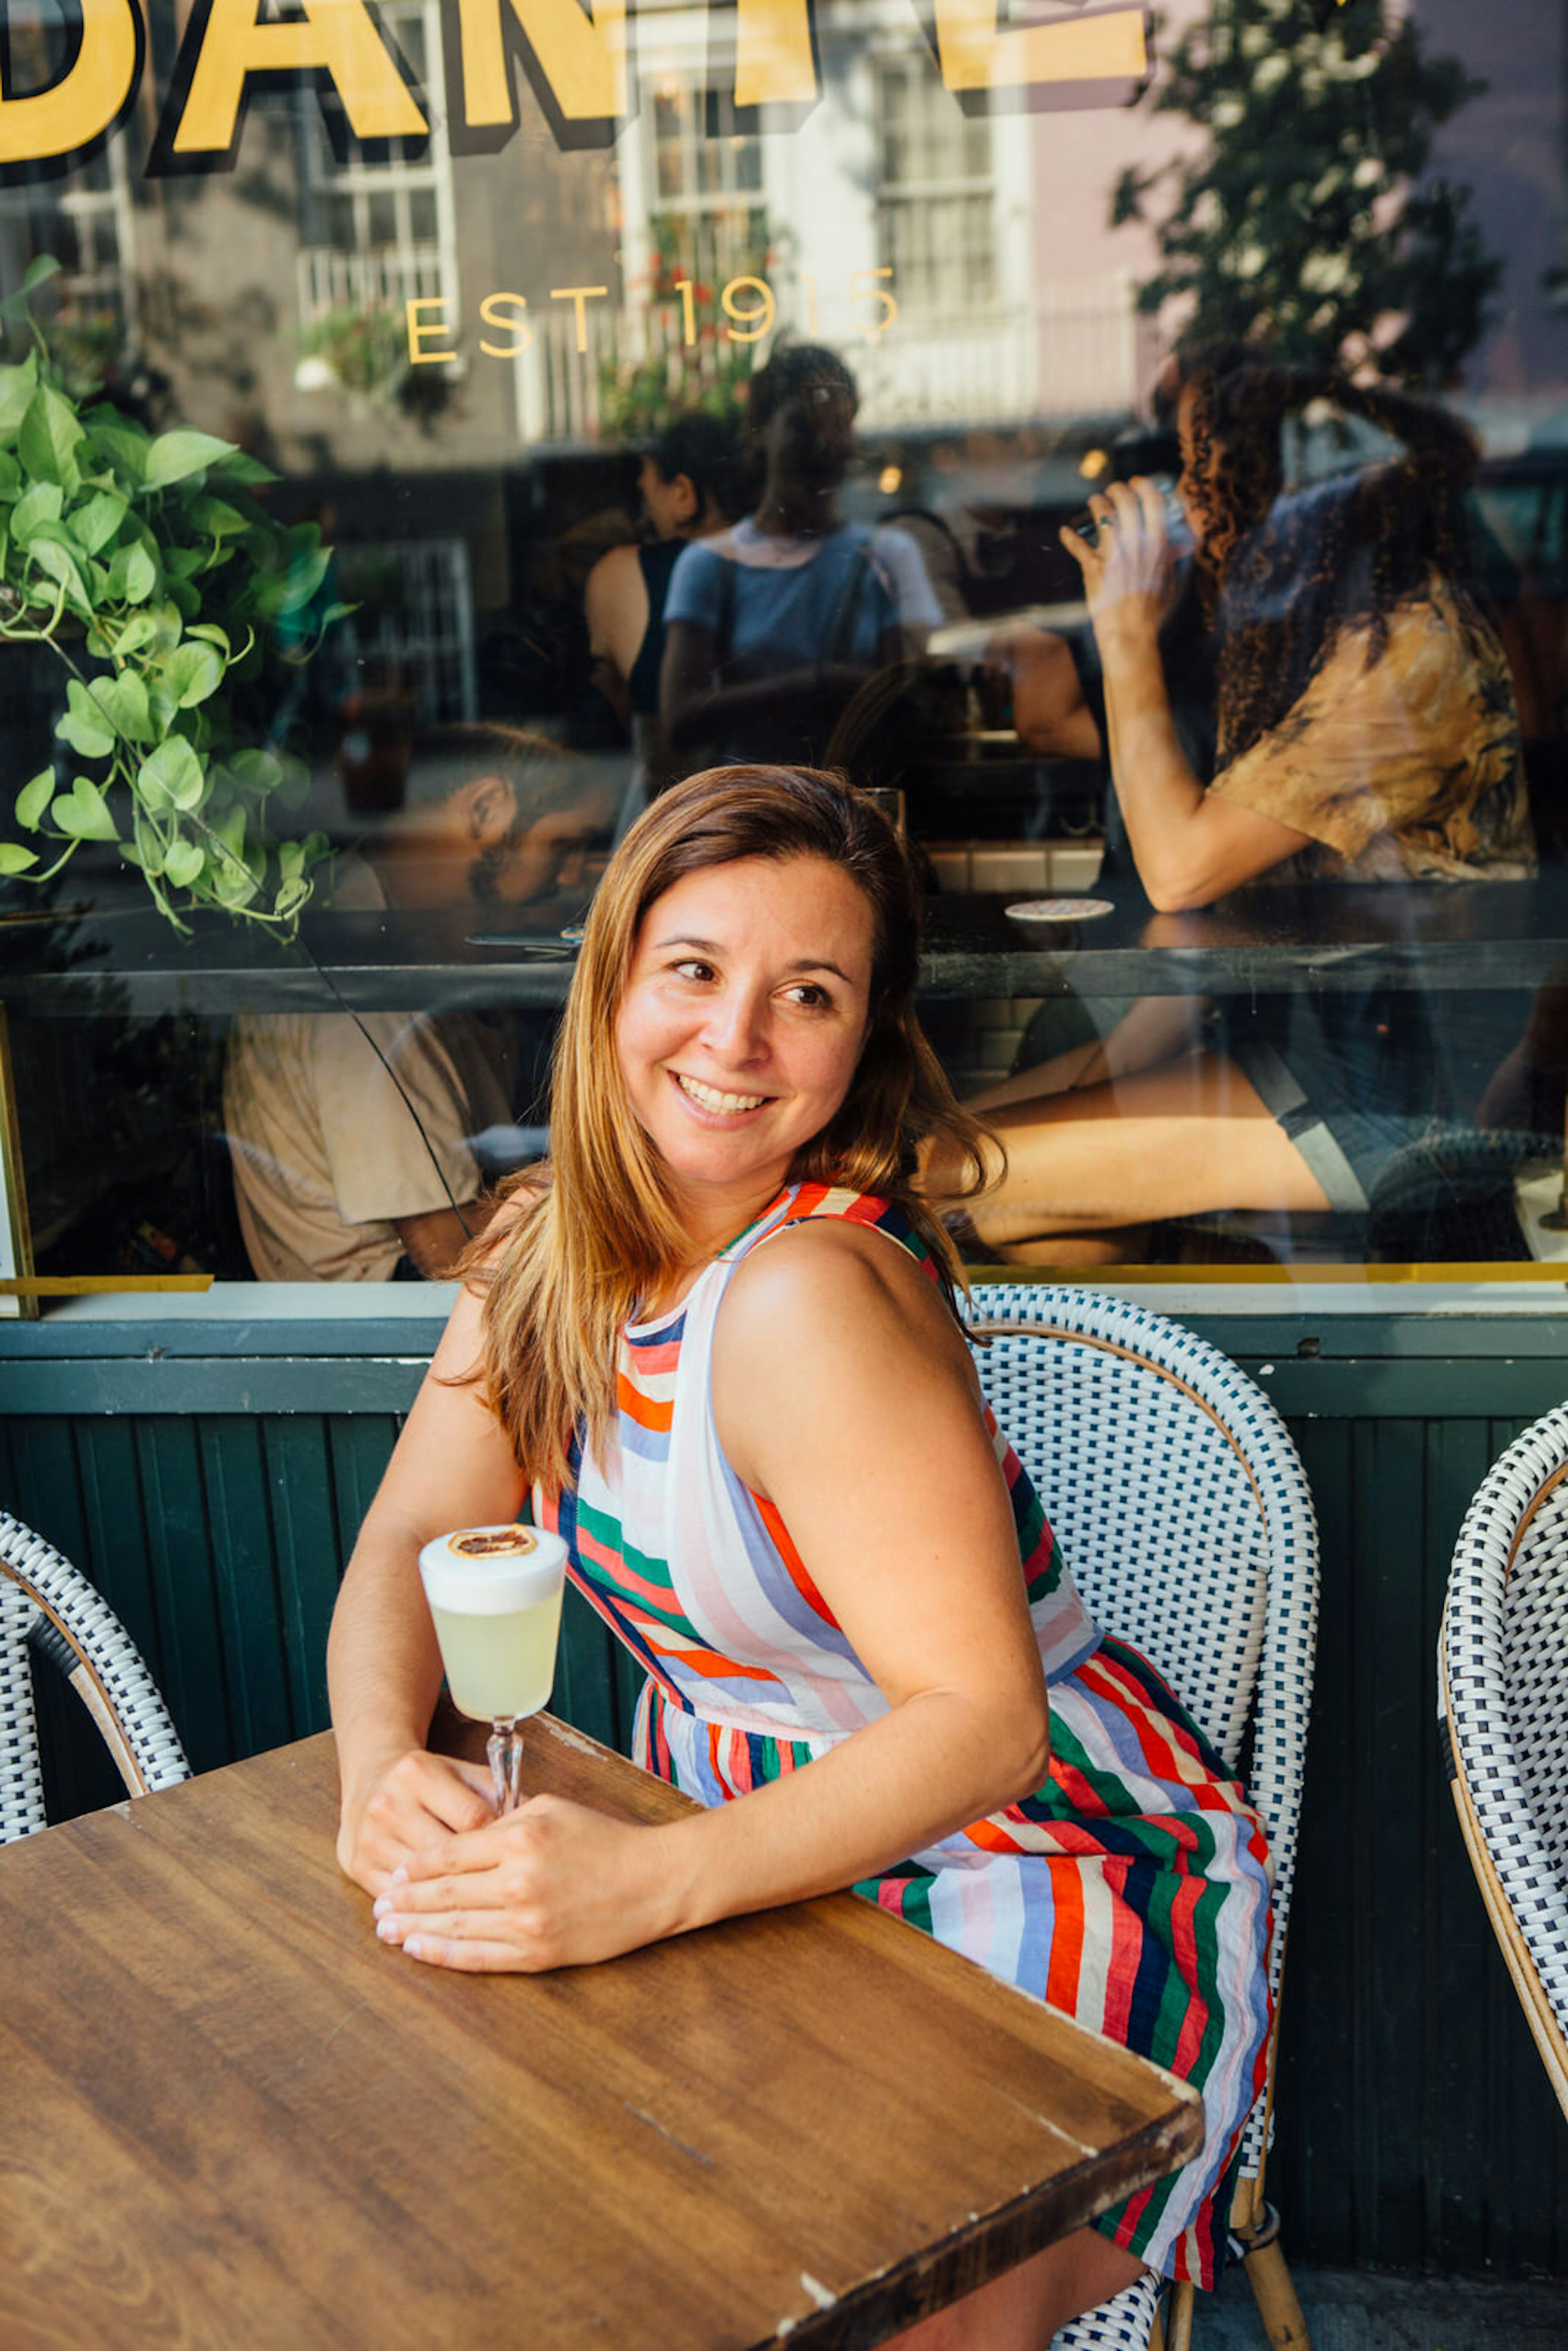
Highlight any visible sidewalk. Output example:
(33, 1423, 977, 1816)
(1196, 2262, 1568, 2349)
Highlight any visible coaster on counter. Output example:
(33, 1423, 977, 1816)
(1005, 897, 1114, 924)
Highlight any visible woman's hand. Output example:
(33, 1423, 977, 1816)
(337, 1746, 497, 1896)
(1061, 476, 1176, 637)
(370, 1796, 679, 1973)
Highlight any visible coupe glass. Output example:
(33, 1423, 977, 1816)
(417, 1525, 568, 1812)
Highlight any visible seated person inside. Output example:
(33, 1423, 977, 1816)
(924, 347, 1536, 1263)
(224, 723, 615, 1282)
(329, 766, 1272, 2345)
(659, 342, 942, 772)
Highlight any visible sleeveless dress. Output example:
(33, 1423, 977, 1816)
(534, 1182, 1273, 2289)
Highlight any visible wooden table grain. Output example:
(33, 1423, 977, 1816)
(0, 1719, 1202, 2350)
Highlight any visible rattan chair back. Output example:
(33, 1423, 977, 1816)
(0, 1511, 190, 1842)
(1440, 1410, 1568, 2120)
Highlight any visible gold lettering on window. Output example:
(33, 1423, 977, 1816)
(734, 0, 817, 111)
(451, 0, 628, 133)
(168, 0, 427, 158)
(0, 0, 141, 170)
(933, 0, 1147, 97)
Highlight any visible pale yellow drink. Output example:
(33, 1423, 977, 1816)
(426, 1586, 564, 1721)
(417, 1525, 568, 1809)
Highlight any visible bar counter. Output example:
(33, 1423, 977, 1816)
(0, 874, 1559, 1017)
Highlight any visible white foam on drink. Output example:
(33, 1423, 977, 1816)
(418, 1525, 568, 1615)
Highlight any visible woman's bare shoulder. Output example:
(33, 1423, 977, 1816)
(720, 1214, 965, 1367)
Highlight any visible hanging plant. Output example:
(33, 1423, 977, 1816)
(0, 258, 343, 935)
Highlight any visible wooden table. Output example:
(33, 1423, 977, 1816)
(0, 1720, 1203, 2350)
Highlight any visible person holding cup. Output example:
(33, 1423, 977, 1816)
(328, 765, 1271, 2344)
(924, 347, 1536, 1262)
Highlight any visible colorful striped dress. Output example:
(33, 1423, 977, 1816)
(535, 1182, 1272, 2289)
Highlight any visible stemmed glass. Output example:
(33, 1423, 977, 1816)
(417, 1526, 568, 1812)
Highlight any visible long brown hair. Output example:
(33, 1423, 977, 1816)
(457, 765, 991, 1491)
(1175, 345, 1486, 770)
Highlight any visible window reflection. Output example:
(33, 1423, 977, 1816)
(4, 0, 1568, 1285)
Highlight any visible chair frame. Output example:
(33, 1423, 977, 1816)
(1439, 1410, 1568, 2122)
(0, 1509, 190, 1842)
(960, 1285, 1320, 2351)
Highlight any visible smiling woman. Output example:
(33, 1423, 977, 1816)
(326, 767, 1274, 2347)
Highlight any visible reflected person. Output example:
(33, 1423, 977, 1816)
(923, 351, 1536, 1261)
(659, 343, 941, 772)
(224, 725, 615, 1283)
(584, 412, 739, 759)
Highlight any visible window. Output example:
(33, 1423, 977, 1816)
(875, 54, 997, 317)
(294, 0, 456, 329)
(648, 82, 768, 294)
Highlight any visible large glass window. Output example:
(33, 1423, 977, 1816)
(2, 0, 1567, 1308)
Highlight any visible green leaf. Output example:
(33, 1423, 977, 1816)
(136, 736, 205, 814)
(163, 837, 206, 890)
(27, 534, 87, 605)
(190, 495, 250, 539)
(19, 386, 85, 494)
(162, 547, 204, 580)
(15, 769, 55, 831)
(0, 841, 38, 874)
(11, 480, 63, 543)
(95, 671, 152, 744)
(273, 875, 311, 921)
(71, 489, 128, 555)
(277, 545, 332, 615)
(109, 539, 157, 604)
(187, 622, 231, 655)
(85, 415, 148, 486)
(142, 428, 239, 493)
(51, 777, 119, 841)
(56, 681, 114, 761)
(132, 811, 165, 877)
(0, 354, 38, 442)
(162, 641, 224, 709)
(0, 450, 21, 503)
(22, 254, 60, 296)
(209, 450, 276, 487)
(167, 578, 200, 618)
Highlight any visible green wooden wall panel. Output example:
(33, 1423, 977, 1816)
(259, 1417, 344, 1743)
(129, 1418, 235, 1777)
(198, 1414, 295, 1760)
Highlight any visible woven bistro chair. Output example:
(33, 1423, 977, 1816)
(0, 1511, 189, 1842)
(1439, 1409, 1568, 2122)
(958, 1285, 1319, 2351)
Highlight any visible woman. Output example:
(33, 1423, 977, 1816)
(584, 412, 739, 743)
(926, 351, 1536, 1261)
(329, 767, 1271, 2343)
(659, 345, 942, 770)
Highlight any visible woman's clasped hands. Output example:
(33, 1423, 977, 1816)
(369, 1787, 679, 1974)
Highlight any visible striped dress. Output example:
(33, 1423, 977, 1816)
(535, 1182, 1272, 2289)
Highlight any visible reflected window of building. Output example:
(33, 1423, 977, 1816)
(650, 82, 767, 293)
(874, 54, 996, 318)
(294, 0, 457, 340)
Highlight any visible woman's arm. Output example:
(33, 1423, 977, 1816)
(372, 1226, 1050, 1972)
(329, 1273, 529, 1891)
(1068, 479, 1310, 911)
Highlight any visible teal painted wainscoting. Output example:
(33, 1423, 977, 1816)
(1, 1299, 1565, 2278)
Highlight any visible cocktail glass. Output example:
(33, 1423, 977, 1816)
(417, 1525, 568, 1813)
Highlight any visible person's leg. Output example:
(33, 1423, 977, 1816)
(890, 2226, 1147, 2348)
(926, 1049, 1331, 1249)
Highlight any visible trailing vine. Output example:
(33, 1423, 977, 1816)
(0, 260, 341, 935)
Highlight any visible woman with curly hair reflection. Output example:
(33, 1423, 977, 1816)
(924, 347, 1535, 1263)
